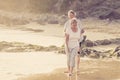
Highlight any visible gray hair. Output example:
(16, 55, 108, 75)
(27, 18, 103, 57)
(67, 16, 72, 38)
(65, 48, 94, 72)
(68, 10, 76, 16)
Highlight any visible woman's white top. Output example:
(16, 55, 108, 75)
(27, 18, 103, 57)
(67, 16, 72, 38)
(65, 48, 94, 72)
(66, 27, 81, 49)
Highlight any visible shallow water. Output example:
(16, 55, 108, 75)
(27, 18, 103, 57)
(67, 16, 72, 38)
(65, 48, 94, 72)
(0, 52, 66, 80)
(0, 26, 64, 47)
(0, 52, 120, 80)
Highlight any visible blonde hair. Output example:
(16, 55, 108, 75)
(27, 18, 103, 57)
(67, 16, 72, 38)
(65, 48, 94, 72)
(71, 18, 77, 24)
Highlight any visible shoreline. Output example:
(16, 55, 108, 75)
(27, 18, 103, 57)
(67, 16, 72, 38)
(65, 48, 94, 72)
(17, 56, 120, 80)
(0, 19, 120, 80)
(1, 52, 120, 80)
(0, 52, 66, 80)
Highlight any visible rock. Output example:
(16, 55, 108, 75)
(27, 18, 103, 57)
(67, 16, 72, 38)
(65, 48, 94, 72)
(88, 52, 100, 58)
(0, 0, 120, 25)
(110, 45, 120, 58)
(94, 40, 101, 45)
(113, 45, 120, 53)
(80, 48, 101, 58)
(99, 11, 120, 21)
(117, 51, 120, 58)
(101, 39, 112, 45)
(112, 38, 120, 44)
(84, 38, 120, 47)
(0, 0, 120, 20)
(85, 40, 94, 47)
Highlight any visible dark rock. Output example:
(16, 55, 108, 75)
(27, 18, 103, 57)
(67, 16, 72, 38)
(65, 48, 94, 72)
(110, 45, 120, 58)
(84, 38, 120, 47)
(85, 40, 94, 47)
(117, 51, 120, 58)
(113, 45, 120, 53)
(101, 39, 112, 45)
(0, 0, 120, 20)
(80, 48, 101, 58)
(99, 11, 120, 21)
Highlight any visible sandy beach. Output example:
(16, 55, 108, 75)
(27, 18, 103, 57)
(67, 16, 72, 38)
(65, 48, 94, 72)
(1, 52, 120, 80)
(0, 23, 64, 47)
(0, 0, 120, 80)
(18, 59, 120, 80)
(0, 19, 120, 80)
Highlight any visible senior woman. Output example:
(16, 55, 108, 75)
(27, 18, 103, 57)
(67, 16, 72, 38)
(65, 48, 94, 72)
(65, 18, 81, 76)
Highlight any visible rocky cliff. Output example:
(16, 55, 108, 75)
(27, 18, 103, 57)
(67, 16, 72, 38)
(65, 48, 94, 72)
(54, 0, 120, 19)
(0, 0, 120, 22)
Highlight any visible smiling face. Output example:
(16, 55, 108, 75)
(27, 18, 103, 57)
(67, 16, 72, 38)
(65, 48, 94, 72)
(71, 19, 77, 28)
(68, 10, 76, 19)
(68, 12, 75, 19)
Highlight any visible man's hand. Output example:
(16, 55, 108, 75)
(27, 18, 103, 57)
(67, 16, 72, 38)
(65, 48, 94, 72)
(81, 29, 85, 34)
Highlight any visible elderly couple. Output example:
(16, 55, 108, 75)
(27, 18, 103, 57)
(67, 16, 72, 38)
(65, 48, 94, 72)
(64, 10, 85, 76)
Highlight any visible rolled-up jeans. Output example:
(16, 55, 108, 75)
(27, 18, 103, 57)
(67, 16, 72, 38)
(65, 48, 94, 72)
(65, 45, 79, 68)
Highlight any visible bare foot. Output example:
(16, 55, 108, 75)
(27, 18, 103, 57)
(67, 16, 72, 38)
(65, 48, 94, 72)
(68, 73, 72, 76)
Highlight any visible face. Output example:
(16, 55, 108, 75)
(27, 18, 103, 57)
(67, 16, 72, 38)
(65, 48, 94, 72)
(71, 20, 77, 27)
(68, 13, 75, 19)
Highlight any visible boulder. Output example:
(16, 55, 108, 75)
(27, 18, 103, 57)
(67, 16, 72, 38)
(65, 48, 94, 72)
(80, 48, 101, 58)
(99, 11, 120, 21)
(101, 39, 112, 45)
(85, 40, 94, 47)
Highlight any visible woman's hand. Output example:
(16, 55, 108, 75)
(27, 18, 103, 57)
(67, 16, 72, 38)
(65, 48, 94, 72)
(65, 33, 69, 53)
(78, 47, 81, 54)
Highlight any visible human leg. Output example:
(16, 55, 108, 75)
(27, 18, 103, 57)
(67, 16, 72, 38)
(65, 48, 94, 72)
(64, 54, 70, 73)
(77, 47, 81, 70)
(64, 45, 70, 73)
(77, 54, 80, 70)
(69, 48, 78, 74)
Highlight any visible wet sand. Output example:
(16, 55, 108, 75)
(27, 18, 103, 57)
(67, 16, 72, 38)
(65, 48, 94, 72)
(0, 23, 64, 47)
(0, 52, 66, 80)
(1, 52, 120, 80)
(18, 58, 120, 80)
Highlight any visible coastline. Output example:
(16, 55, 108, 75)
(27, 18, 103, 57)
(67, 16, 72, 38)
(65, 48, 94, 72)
(17, 56, 120, 80)
(0, 52, 66, 80)
(0, 19, 120, 80)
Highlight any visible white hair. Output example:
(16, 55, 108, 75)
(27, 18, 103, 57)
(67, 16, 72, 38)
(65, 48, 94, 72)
(68, 10, 76, 16)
